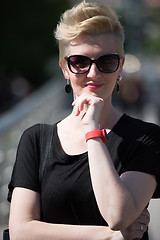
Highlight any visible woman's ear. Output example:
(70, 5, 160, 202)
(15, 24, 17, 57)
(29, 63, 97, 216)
(59, 58, 70, 80)
(120, 56, 125, 71)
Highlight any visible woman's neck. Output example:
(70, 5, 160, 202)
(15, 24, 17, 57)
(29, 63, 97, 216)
(99, 104, 122, 131)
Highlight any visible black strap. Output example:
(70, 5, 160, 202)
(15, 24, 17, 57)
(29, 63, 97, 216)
(39, 123, 54, 184)
(3, 229, 9, 240)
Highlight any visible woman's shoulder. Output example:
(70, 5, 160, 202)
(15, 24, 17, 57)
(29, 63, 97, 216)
(23, 123, 40, 134)
(113, 113, 160, 145)
(18, 124, 41, 146)
(121, 113, 160, 134)
(21, 123, 57, 139)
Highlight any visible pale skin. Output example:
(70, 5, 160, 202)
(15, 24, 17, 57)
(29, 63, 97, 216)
(9, 34, 156, 240)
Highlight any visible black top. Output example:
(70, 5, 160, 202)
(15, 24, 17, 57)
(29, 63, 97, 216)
(8, 114, 160, 240)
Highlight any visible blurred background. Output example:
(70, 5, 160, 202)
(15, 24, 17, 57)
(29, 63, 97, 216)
(0, 0, 160, 239)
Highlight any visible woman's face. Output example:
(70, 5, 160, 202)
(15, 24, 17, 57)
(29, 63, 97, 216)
(61, 34, 124, 102)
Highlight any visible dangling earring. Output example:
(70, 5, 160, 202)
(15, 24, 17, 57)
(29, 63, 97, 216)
(116, 75, 122, 93)
(65, 79, 72, 93)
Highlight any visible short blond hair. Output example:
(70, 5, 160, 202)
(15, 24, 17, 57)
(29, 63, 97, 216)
(54, 1, 124, 61)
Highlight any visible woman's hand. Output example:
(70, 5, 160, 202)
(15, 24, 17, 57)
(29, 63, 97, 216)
(118, 208, 150, 240)
(101, 208, 149, 240)
(72, 94, 104, 131)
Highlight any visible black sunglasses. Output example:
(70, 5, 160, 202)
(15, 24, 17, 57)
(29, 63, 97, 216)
(65, 54, 121, 74)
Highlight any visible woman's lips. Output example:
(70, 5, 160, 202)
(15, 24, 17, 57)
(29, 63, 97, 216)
(85, 83, 104, 90)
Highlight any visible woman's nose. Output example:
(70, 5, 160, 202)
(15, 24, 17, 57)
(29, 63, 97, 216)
(87, 63, 100, 78)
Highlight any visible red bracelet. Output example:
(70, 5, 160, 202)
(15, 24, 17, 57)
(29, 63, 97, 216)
(85, 129, 108, 143)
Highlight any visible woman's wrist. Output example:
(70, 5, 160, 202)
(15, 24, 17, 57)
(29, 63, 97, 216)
(85, 129, 108, 143)
(83, 123, 100, 133)
(100, 227, 122, 240)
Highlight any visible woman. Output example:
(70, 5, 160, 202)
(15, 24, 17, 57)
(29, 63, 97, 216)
(8, 1, 160, 240)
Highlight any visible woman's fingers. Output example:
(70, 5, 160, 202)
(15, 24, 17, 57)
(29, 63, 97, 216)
(72, 94, 104, 130)
(137, 208, 150, 226)
(121, 208, 150, 240)
(72, 94, 103, 116)
(72, 96, 86, 116)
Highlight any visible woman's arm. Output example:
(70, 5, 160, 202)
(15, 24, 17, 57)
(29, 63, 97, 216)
(73, 94, 157, 230)
(9, 187, 114, 240)
(9, 188, 149, 240)
(87, 138, 156, 230)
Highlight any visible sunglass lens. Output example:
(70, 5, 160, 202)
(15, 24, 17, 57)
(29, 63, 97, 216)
(97, 55, 119, 73)
(69, 55, 90, 74)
